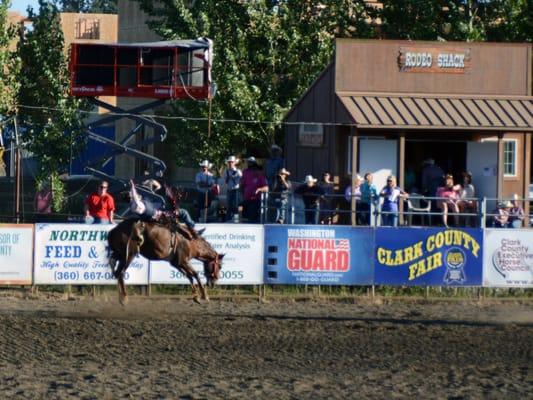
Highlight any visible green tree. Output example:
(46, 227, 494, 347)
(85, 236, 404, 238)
(0, 0, 20, 117)
(484, 0, 532, 42)
(17, 0, 86, 211)
(135, 0, 375, 167)
(380, 0, 532, 42)
(59, 0, 117, 13)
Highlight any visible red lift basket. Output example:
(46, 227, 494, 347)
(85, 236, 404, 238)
(69, 38, 213, 99)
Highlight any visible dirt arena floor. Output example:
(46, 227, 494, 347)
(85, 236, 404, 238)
(0, 292, 531, 399)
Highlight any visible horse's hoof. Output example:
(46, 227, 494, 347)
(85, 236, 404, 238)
(119, 296, 128, 306)
(193, 297, 201, 304)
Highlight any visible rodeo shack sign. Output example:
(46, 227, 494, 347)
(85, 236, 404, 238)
(398, 47, 471, 74)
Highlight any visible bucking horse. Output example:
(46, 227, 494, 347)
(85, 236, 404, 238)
(107, 218, 224, 304)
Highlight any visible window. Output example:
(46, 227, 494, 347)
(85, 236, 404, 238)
(503, 139, 517, 177)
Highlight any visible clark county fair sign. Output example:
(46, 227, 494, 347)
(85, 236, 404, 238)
(398, 47, 471, 74)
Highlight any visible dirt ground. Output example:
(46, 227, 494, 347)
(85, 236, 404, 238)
(0, 292, 531, 400)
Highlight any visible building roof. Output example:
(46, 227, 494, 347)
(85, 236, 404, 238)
(337, 92, 533, 131)
(79, 38, 212, 49)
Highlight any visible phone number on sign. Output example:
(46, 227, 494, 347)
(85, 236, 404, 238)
(54, 271, 129, 281)
(169, 270, 244, 280)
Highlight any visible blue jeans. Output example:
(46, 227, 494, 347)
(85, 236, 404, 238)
(275, 197, 289, 223)
(381, 212, 398, 227)
(177, 208, 195, 229)
(88, 217, 111, 224)
(304, 206, 319, 225)
(226, 189, 240, 221)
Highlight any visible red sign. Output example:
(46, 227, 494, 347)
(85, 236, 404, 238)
(287, 238, 350, 271)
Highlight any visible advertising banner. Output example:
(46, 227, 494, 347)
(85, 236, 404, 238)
(263, 225, 374, 285)
(150, 224, 264, 285)
(34, 223, 149, 285)
(483, 229, 533, 287)
(374, 228, 483, 286)
(0, 224, 33, 285)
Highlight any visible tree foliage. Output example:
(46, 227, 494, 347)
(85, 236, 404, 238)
(380, 0, 532, 42)
(17, 0, 86, 208)
(59, 0, 117, 13)
(0, 0, 20, 117)
(135, 0, 376, 167)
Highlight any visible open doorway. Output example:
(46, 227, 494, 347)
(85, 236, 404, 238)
(405, 140, 467, 193)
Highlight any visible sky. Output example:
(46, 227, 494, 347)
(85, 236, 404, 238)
(9, 0, 40, 15)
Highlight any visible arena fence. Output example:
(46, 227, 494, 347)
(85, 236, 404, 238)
(259, 193, 532, 229)
(0, 223, 531, 290)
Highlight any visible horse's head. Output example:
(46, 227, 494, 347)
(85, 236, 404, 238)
(203, 253, 224, 288)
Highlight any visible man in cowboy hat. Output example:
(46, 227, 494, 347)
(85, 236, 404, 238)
(295, 175, 325, 224)
(224, 155, 242, 222)
(492, 200, 512, 228)
(195, 160, 216, 222)
(272, 167, 292, 224)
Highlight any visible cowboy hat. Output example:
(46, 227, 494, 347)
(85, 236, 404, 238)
(497, 201, 512, 208)
(246, 156, 257, 164)
(304, 175, 317, 184)
(225, 155, 239, 163)
(199, 160, 212, 168)
(278, 168, 290, 176)
(271, 144, 282, 151)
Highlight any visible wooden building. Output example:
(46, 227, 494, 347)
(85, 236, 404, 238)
(284, 39, 533, 207)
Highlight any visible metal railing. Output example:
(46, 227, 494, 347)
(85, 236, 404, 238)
(258, 192, 533, 228)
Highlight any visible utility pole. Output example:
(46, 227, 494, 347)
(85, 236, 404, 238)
(13, 116, 21, 223)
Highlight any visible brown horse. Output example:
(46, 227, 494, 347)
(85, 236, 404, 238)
(107, 218, 224, 304)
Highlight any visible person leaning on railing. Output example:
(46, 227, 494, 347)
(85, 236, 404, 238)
(436, 174, 461, 228)
(272, 168, 292, 224)
(360, 172, 378, 226)
(319, 172, 335, 225)
(457, 171, 477, 225)
(492, 201, 512, 228)
(379, 175, 408, 227)
(295, 175, 325, 225)
(509, 194, 525, 228)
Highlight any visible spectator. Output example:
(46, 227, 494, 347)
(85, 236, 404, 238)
(265, 144, 284, 190)
(195, 160, 216, 222)
(509, 194, 525, 228)
(84, 180, 115, 224)
(421, 158, 444, 197)
(344, 174, 363, 225)
(295, 175, 325, 225)
(141, 169, 162, 192)
(241, 157, 268, 223)
(359, 172, 378, 226)
(224, 155, 242, 222)
(319, 172, 335, 225)
(458, 171, 476, 226)
(273, 168, 292, 224)
(436, 174, 461, 227)
(380, 175, 408, 227)
(492, 201, 511, 228)
(34, 180, 52, 222)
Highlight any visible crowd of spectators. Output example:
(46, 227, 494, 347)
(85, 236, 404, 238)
(30, 147, 528, 229)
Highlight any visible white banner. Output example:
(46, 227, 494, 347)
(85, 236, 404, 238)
(483, 229, 533, 287)
(150, 224, 264, 285)
(34, 223, 149, 285)
(0, 224, 33, 285)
